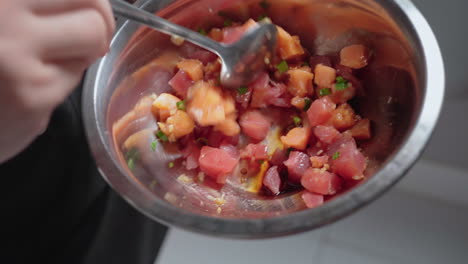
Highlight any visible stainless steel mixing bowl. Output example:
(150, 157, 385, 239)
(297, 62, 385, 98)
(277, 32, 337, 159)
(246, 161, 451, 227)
(83, 0, 444, 238)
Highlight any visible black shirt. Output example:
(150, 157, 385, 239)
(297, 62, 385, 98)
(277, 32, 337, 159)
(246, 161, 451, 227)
(0, 82, 167, 263)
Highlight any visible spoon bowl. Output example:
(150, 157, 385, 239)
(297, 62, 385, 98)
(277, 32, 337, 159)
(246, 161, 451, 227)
(110, 0, 277, 88)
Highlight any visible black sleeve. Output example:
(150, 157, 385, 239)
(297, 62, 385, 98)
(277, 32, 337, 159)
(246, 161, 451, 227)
(0, 82, 167, 264)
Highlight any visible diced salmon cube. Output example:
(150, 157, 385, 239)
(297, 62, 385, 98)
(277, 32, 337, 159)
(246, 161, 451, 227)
(310, 155, 329, 168)
(287, 68, 314, 97)
(199, 146, 238, 184)
(330, 82, 357, 104)
(348, 118, 371, 140)
(213, 116, 240, 137)
(263, 166, 281, 195)
(328, 103, 357, 131)
(158, 110, 195, 141)
(301, 191, 324, 209)
(291, 96, 306, 110)
(280, 127, 310, 151)
(152, 93, 181, 121)
(314, 126, 341, 145)
(177, 59, 204, 81)
(314, 64, 336, 88)
(301, 168, 343, 195)
(187, 81, 225, 126)
(222, 94, 236, 116)
(239, 110, 271, 141)
(284, 151, 310, 183)
(276, 26, 305, 60)
(307, 97, 336, 127)
(340, 44, 370, 69)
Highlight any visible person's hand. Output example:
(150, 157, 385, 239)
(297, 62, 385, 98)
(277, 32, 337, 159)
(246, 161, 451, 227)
(0, 0, 115, 163)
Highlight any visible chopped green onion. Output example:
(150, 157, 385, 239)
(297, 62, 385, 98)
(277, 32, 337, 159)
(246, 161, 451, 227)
(198, 28, 207, 35)
(257, 160, 265, 165)
(259, 0, 270, 9)
(125, 148, 139, 171)
(176, 100, 186, 110)
(301, 61, 310, 67)
(125, 147, 139, 160)
(332, 151, 341, 160)
(303, 98, 312, 111)
(276, 60, 289, 73)
(150, 140, 158, 152)
(237, 86, 248, 95)
(156, 130, 169, 142)
(319, 88, 332, 96)
(223, 19, 232, 27)
(293, 116, 302, 126)
(127, 158, 135, 171)
(286, 147, 294, 156)
(335, 76, 349, 91)
(168, 162, 175, 168)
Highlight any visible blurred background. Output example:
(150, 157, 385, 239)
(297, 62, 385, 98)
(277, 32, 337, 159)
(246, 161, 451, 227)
(155, 0, 468, 263)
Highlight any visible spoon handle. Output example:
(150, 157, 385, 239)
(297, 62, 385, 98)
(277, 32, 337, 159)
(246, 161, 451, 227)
(110, 0, 224, 55)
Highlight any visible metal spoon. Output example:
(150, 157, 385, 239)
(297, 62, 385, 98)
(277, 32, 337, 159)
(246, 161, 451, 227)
(110, 0, 277, 88)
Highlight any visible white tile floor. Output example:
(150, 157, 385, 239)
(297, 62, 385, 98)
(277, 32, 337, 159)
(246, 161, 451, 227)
(156, 160, 468, 264)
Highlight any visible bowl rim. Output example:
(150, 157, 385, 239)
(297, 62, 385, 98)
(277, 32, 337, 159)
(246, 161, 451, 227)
(83, 0, 444, 238)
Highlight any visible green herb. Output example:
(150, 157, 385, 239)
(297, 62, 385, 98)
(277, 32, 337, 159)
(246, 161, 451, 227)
(286, 147, 294, 156)
(276, 60, 289, 73)
(301, 61, 310, 67)
(223, 19, 232, 27)
(168, 162, 175, 168)
(176, 100, 186, 110)
(198, 28, 207, 35)
(237, 86, 248, 95)
(257, 160, 265, 165)
(303, 98, 312, 111)
(127, 158, 135, 171)
(319, 88, 332, 96)
(293, 116, 302, 126)
(125, 148, 139, 171)
(196, 137, 209, 145)
(156, 130, 169, 142)
(335, 76, 349, 91)
(259, 0, 270, 9)
(150, 140, 158, 152)
(257, 14, 267, 21)
(332, 151, 341, 160)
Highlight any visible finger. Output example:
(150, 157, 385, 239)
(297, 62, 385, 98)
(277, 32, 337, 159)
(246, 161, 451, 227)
(28, 0, 115, 42)
(33, 9, 109, 61)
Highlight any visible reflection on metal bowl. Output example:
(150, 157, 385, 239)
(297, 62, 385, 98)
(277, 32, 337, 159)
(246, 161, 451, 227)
(83, 0, 444, 238)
